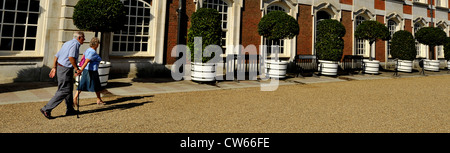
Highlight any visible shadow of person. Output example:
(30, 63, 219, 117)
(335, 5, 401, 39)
(57, 101, 152, 118)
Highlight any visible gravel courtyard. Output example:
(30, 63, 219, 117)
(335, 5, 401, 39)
(0, 75, 448, 133)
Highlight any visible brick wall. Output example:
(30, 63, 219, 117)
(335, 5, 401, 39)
(165, 0, 196, 64)
(241, 0, 262, 54)
(297, 4, 313, 55)
(375, 15, 386, 62)
(342, 10, 353, 59)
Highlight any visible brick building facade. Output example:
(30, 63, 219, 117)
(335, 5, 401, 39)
(0, 0, 449, 83)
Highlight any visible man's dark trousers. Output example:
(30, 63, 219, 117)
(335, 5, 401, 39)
(42, 65, 76, 113)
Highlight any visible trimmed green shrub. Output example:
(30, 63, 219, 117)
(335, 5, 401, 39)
(415, 27, 447, 60)
(355, 20, 390, 61)
(187, 8, 222, 63)
(258, 11, 299, 40)
(444, 37, 450, 60)
(73, 0, 126, 36)
(390, 30, 416, 61)
(315, 19, 345, 61)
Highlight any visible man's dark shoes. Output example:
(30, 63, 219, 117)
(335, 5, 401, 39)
(40, 109, 53, 119)
(65, 109, 79, 116)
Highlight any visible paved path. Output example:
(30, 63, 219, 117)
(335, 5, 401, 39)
(0, 69, 449, 105)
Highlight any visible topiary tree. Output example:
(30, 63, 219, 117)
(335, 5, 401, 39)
(258, 11, 299, 40)
(415, 27, 447, 60)
(444, 37, 450, 61)
(390, 30, 417, 61)
(187, 8, 222, 63)
(315, 19, 345, 61)
(355, 20, 390, 61)
(73, 0, 127, 37)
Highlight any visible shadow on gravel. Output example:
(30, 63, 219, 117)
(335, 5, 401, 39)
(56, 95, 154, 119)
(79, 101, 152, 116)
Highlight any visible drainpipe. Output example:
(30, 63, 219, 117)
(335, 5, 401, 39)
(176, 0, 184, 45)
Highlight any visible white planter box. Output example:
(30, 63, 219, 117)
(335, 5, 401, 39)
(447, 61, 450, 70)
(397, 60, 413, 73)
(265, 60, 288, 79)
(363, 59, 380, 74)
(75, 61, 111, 87)
(191, 62, 216, 82)
(98, 61, 111, 87)
(424, 60, 440, 72)
(318, 60, 338, 76)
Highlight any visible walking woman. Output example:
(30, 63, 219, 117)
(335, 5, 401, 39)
(74, 37, 105, 106)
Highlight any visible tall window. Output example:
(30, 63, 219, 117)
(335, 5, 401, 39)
(387, 20, 397, 57)
(436, 0, 444, 6)
(203, 0, 228, 54)
(112, 0, 151, 53)
(0, 0, 40, 51)
(314, 10, 331, 55)
(437, 26, 445, 57)
(355, 15, 366, 56)
(265, 5, 286, 55)
(414, 23, 423, 57)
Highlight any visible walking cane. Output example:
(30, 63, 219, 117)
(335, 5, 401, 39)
(77, 74, 80, 119)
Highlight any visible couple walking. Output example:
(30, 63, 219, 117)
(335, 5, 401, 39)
(40, 32, 105, 119)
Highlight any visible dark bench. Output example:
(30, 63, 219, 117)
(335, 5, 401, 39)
(342, 55, 364, 75)
(294, 55, 318, 78)
(225, 54, 260, 82)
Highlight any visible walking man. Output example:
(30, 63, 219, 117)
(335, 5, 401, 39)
(40, 32, 85, 119)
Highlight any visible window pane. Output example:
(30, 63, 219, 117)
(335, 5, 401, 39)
(3, 11, 15, 23)
(141, 43, 147, 51)
(2, 25, 14, 37)
(13, 39, 24, 51)
(0, 38, 12, 50)
(25, 39, 35, 50)
(120, 43, 127, 51)
(28, 13, 39, 24)
(17, 0, 28, 11)
(112, 43, 119, 51)
(4, 0, 16, 10)
(127, 42, 134, 51)
(27, 26, 37, 37)
(14, 25, 25, 37)
(134, 43, 140, 51)
(16, 12, 27, 24)
(29, 0, 40, 12)
(113, 36, 120, 41)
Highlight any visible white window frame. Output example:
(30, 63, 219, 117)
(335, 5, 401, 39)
(0, 0, 41, 57)
(413, 17, 428, 58)
(386, 13, 403, 59)
(264, 5, 287, 56)
(437, 24, 447, 59)
(110, 0, 152, 57)
(194, 0, 243, 56)
(202, 0, 229, 54)
(354, 15, 372, 58)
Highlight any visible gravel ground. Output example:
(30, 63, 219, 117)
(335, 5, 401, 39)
(0, 75, 449, 133)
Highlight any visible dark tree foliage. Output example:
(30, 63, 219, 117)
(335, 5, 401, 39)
(73, 0, 126, 36)
(355, 20, 390, 61)
(187, 8, 222, 63)
(415, 27, 447, 60)
(390, 30, 417, 61)
(315, 19, 345, 61)
(258, 11, 299, 40)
